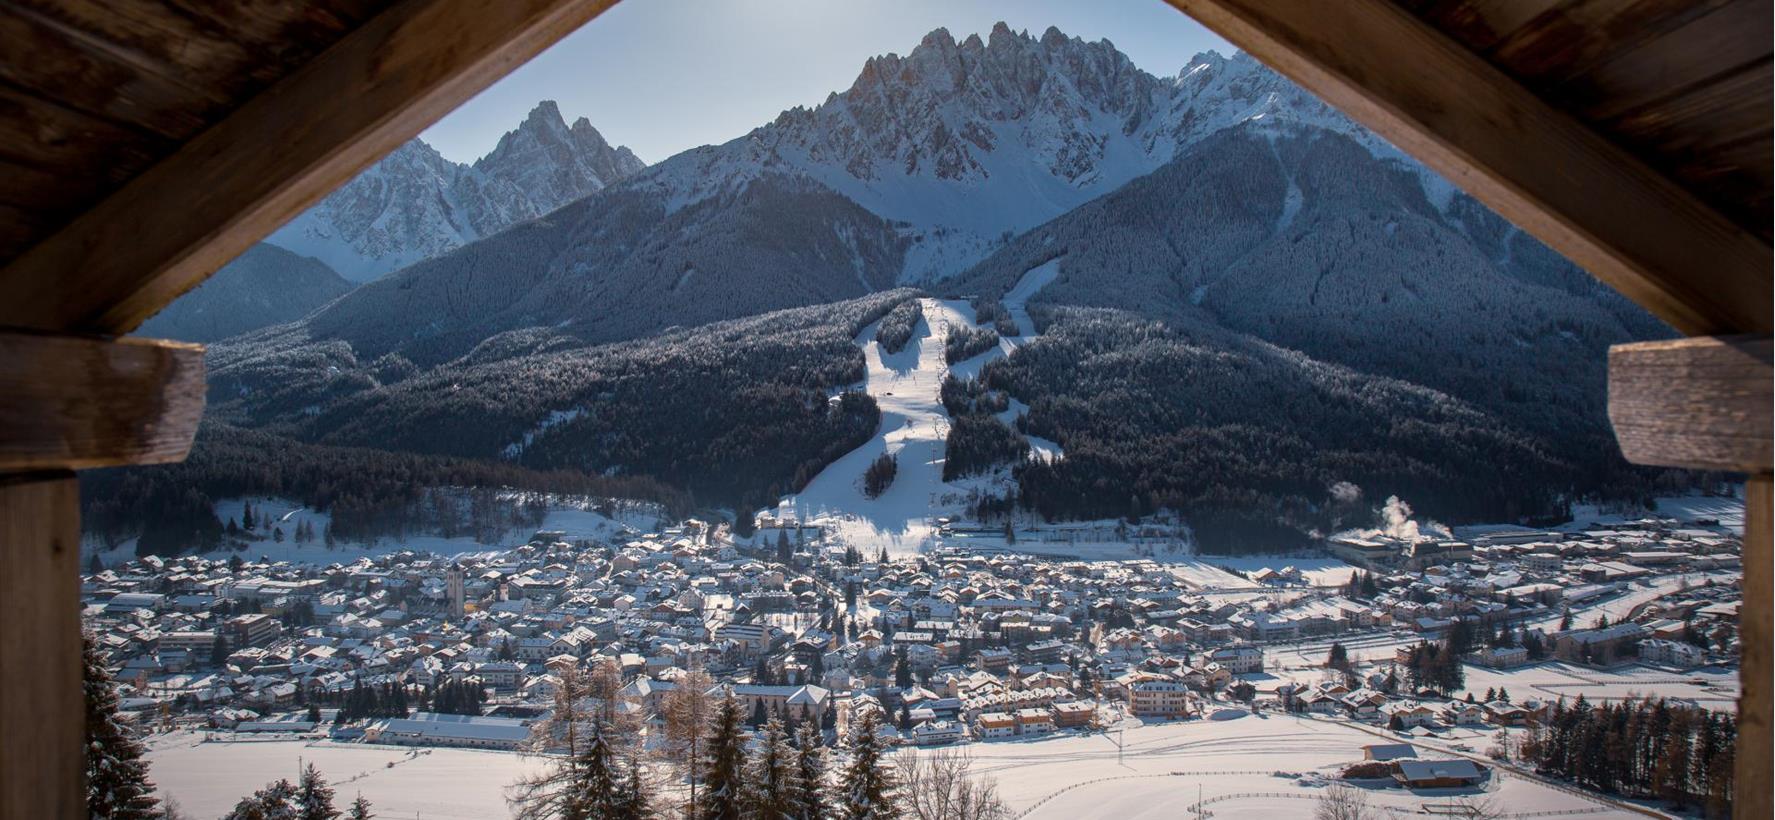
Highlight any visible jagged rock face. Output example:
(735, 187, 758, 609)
(473, 101, 646, 217)
(626, 24, 1451, 283)
(266, 102, 644, 282)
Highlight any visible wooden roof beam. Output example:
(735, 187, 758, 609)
(0, 0, 619, 336)
(1168, 0, 1772, 336)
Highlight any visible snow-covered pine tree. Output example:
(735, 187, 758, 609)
(840, 710, 897, 820)
(746, 717, 801, 819)
(297, 763, 340, 820)
(793, 721, 829, 820)
(223, 778, 299, 819)
(345, 795, 373, 820)
(576, 723, 622, 816)
(83, 632, 160, 819)
(698, 694, 748, 820)
(609, 754, 655, 820)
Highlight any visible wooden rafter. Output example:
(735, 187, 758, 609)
(0, 0, 619, 336)
(1167, 0, 1772, 337)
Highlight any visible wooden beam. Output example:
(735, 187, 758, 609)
(0, 0, 619, 336)
(1607, 335, 1773, 472)
(0, 473, 82, 818)
(0, 331, 205, 471)
(1166, 0, 1773, 336)
(1741, 474, 1771, 820)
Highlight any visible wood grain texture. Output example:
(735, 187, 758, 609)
(1168, 0, 1772, 336)
(0, 0, 618, 335)
(0, 474, 83, 819)
(0, 331, 206, 471)
(1607, 335, 1773, 472)
(1739, 474, 1771, 820)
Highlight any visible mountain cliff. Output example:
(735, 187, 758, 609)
(265, 101, 644, 282)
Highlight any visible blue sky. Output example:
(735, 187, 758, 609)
(420, 0, 1234, 165)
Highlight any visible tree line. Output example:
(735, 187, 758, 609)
(1522, 696, 1735, 817)
(511, 665, 1007, 819)
(876, 299, 924, 355)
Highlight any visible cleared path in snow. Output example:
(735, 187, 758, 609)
(774, 259, 1062, 556)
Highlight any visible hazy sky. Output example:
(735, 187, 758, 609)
(420, 0, 1234, 165)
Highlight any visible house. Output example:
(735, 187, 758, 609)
(367, 712, 531, 751)
(1013, 707, 1054, 736)
(1127, 680, 1192, 719)
(1638, 638, 1706, 668)
(1393, 759, 1485, 789)
(974, 712, 1016, 740)
(910, 720, 966, 746)
(1482, 702, 1530, 727)
(1442, 702, 1487, 726)
(1467, 645, 1529, 669)
(1362, 743, 1417, 761)
(1383, 702, 1439, 729)
(1554, 622, 1648, 664)
(1207, 645, 1263, 674)
(1051, 701, 1095, 729)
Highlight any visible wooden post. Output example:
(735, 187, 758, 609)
(0, 473, 83, 817)
(1740, 474, 1771, 820)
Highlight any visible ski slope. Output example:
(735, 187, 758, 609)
(777, 260, 1062, 557)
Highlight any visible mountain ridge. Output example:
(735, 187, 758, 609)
(266, 101, 645, 282)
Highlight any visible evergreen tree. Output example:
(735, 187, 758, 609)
(894, 647, 912, 689)
(793, 721, 828, 820)
(211, 629, 231, 668)
(698, 695, 748, 820)
(610, 754, 655, 820)
(345, 796, 373, 820)
(574, 723, 622, 817)
(297, 763, 339, 820)
(840, 710, 896, 820)
(746, 718, 801, 820)
(84, 633, 160, 819)
(242, 499, 256, 531)
(224, 779, 298, 820)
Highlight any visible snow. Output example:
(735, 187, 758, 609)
(1562, 493, 1745, 536)
(146, 733, 548, 819)
(775, 259, 1065, 557)
(893, 712, 1642, 818)
(146, 716, 1645, 818)
(500, 407, 587, 459)
(1456, 661, 1738, 711)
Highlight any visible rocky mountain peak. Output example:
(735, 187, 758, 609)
(267, 102, 644, 282)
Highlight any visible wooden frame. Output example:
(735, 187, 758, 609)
(0, 0, 619, 337)
(0, 0, 1767, 816)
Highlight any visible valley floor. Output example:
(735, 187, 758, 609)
(146, 710, 1658, 819)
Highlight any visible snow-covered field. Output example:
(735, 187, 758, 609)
(911, 712, 1642, 819)
(147, 733, 549, 819)
(1457, 661, 1739, 710)
(148, 714, 1649, 819)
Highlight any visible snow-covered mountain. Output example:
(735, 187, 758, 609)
(266, 101, 644, 282)
(631, 23, 1447, 282)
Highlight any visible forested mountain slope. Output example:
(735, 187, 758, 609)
(136, 244, 354, 343)
(204, 292, 914, 513)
